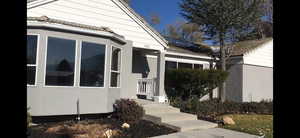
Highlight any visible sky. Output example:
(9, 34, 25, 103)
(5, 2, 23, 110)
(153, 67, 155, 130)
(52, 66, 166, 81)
(130, 0, 214, 45)
(130, 0, 185, 33)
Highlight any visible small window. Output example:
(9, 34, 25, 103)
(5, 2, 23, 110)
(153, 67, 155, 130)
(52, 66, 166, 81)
(110, 47, 121, 87)
(194, 64, 203, 70)
(45, 37, 76, 86)
(27, 35, 38, 85)
(166, 61, 177, 70)
(80, 42, 106, 87)
(178, 62, 193, 69)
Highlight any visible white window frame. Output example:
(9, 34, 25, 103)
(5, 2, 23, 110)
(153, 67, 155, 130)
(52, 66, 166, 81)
(109, 46, 122, 88)
(78, 40, 107, 88)
(27, 34, 40, 86)
(43, 35, 78, 87)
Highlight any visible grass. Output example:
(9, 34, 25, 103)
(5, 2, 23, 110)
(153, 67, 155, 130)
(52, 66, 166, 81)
(218, 114, 273, 138)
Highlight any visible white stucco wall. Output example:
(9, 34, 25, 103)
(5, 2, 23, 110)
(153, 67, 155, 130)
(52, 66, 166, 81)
(27, 0, 165, 51)
(243, 40, 273, 68)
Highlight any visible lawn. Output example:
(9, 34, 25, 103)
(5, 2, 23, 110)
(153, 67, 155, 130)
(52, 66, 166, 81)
(218, 114, 273, 138)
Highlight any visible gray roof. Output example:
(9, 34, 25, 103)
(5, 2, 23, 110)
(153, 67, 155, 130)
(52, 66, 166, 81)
(28, 16, 124, 38)
(167, 45, 210, 57)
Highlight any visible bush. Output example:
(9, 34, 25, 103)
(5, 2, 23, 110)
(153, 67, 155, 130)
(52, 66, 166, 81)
(113, 99, 145, 124)
(165, 69, 228, 100)
(170, 98, 273, 122)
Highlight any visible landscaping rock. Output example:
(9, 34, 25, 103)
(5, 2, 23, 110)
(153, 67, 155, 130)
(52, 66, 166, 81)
(45, 125, 64, 133)
(121, 123, 130, 128)
(103, 129, 113, 138)
(223, 116, 235, 125)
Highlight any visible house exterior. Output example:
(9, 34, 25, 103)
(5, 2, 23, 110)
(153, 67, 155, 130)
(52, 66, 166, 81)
(225, 38, 273, 102)
(27, 0, 215, 116)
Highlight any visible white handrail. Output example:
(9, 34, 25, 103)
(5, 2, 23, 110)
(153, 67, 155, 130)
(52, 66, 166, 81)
(137, 78, 156, 99)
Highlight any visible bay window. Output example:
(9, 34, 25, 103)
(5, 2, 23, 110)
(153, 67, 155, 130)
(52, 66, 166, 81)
(80, 42, 106, 87)
(110, 47, 121, 87)
(45, 37, 76, 86)
(27, 35, 38, 85)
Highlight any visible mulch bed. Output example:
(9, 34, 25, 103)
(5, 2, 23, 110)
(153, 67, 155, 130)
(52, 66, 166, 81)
(27, 118, 177, 138)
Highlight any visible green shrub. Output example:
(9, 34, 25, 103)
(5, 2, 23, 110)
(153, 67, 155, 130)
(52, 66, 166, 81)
(113, 99, 145, 124)
(165, 69, 228, 100)
(170, 98, 273, 122)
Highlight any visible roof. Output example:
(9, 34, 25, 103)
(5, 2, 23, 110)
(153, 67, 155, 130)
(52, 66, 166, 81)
(231, 38, 273, 56)
(167, 45, 210, 57)
(28, 16, 126, 43)
(165, 37, 213, 58)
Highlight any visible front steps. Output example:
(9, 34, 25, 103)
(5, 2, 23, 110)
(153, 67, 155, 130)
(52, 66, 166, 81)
(136, 99, 217, 132)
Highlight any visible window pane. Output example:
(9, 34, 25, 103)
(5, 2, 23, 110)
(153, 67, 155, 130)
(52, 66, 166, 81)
(194, 64, 203, 70)
(80, 42, 106, 87)
(110, 72, 120, 87)
(166, 61, 177, 69)
(27, 66, 36, 85)
(45, 37, 76, 86)
(27, 35, 38, 64)
(111, 47, 121, 71)
(178, 63, 193, 69)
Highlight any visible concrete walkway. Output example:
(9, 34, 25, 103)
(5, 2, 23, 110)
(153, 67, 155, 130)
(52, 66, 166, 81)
(135, 99, 261, 138)
(151, 128, 261, 138)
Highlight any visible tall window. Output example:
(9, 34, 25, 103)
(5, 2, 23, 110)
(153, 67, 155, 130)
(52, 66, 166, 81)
(45, 37, 76, 86)
(110, 47, 121, 87)
(27, 35, 38, 85)
(80, 42, 106, 87)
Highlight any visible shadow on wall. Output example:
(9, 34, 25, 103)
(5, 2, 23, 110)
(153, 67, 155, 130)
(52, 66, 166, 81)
(132, 50, 150, 78)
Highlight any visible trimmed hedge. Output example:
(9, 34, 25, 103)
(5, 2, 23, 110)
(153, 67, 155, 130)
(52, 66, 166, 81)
(165, 69, 228, 100)
(113, 99, 145, 124)
(170, 98, 273, 122)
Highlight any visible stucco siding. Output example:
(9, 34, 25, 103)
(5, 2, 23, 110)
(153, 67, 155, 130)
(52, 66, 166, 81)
(242, 64, 273, 102)
(27, 28, 130, 116)
(27, 0, 165, 51)
(243, 40, 273, 68)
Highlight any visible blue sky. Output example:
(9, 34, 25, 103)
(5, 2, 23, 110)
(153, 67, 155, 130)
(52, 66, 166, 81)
(130, 0, 214, 45)
(130, 0, 185, 33)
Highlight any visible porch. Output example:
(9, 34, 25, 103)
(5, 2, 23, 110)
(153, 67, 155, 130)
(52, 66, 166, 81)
(132, 48, 167, 102)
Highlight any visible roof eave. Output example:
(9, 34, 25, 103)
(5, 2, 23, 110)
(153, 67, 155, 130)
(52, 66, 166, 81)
(27, 21, 127, 44)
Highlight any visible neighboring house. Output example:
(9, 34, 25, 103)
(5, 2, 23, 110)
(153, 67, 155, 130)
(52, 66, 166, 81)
(226, 38, 273, 102)
(27, 0, 215, 116)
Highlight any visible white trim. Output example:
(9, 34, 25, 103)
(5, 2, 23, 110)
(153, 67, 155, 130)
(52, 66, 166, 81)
(166, 51, 212, 60)
(43, 35, 77, 87)
(27, 21, 126, 43)
(109, 46, 122, 88)
(78, 40, 107, 88)
(145, 55, 158, 59)
(27, 33, 40, 87)
(166, 57, 210, 65)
